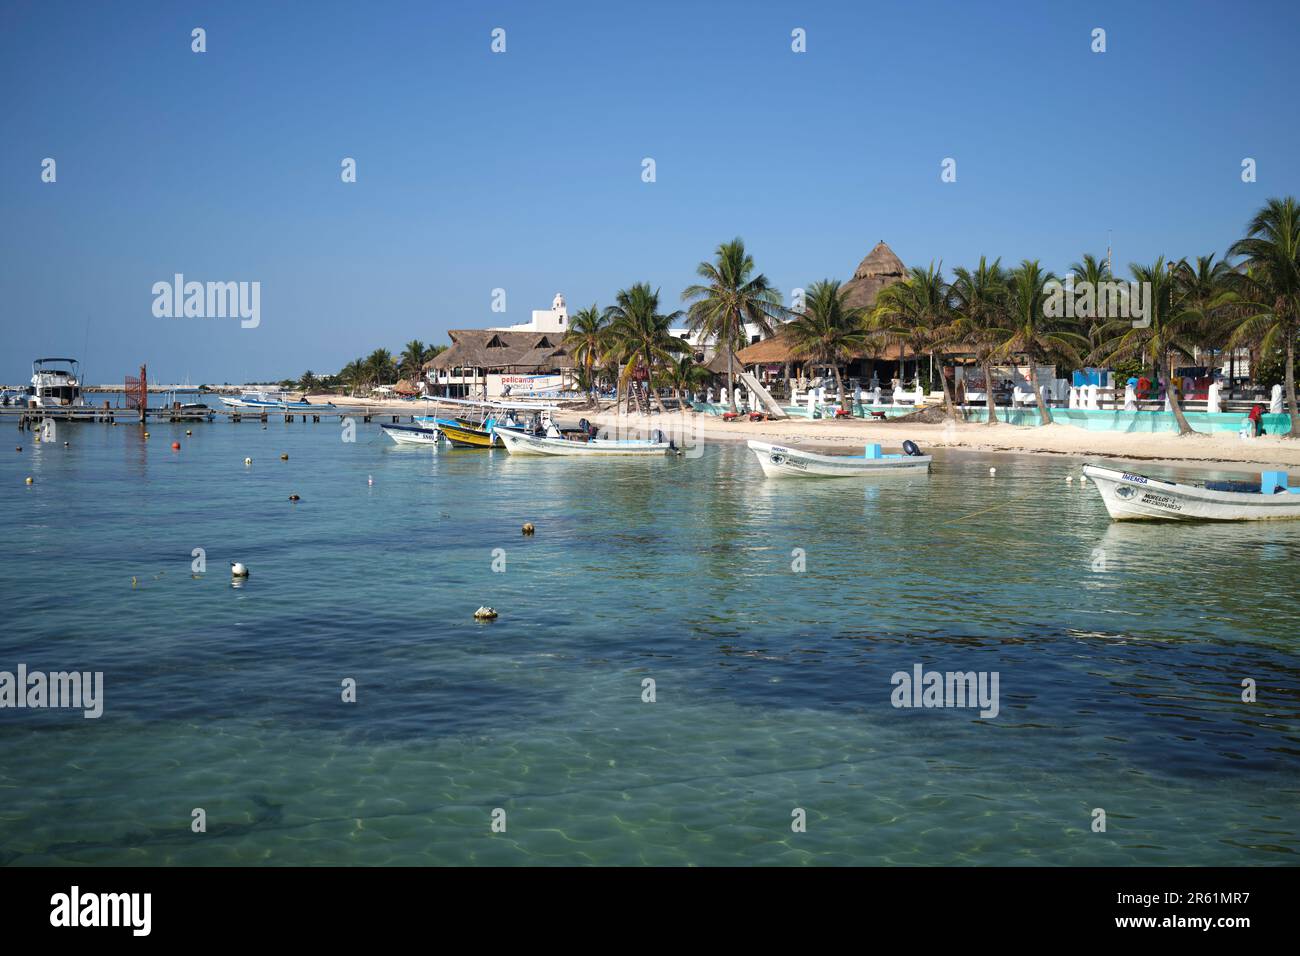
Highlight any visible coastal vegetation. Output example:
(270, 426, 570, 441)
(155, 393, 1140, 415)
(311, 197, 1299, 437)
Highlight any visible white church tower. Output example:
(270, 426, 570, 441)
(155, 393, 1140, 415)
(491, 292, 569, 333)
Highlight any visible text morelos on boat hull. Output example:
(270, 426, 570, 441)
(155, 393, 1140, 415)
(494, 427, 671, 456)
(747, 440, 931, 478)
(1082, 464, 1300, 521)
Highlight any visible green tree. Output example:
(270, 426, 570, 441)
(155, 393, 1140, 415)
(1000, 260, 1086, 426)
(872, 263, 960, 418)
(1226, 196, 1300, 435)
(682, 238, 786, 412)
(603, 283, 687, 414)
(563, 304, 609, 405)
(950, 257, 1010, 425)
(1091, 258, 1200, 435)
(783, 279, 869, 412)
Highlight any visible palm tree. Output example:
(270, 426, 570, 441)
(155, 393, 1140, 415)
(602, 283, 686, 413)
(298, 370, 318, 394)
(1226, 197, 1300, 435)
(950, 257, 1010, 425)
(1000, 260, 1086, 426)
(339, 358, 366, 395)
(1091, 258, 1200, 435)
(871, 263, 960, 417)
(1177, 254, 1235, 385)
(783, 280, 869, 411)
(682, 238, 786, 412)
(399, 340, 427, 381)
(364, 349, 396, 387)
(563, 304, 609, 406)
(1068, 253, 1115, 363)
(657, 354, 711, 401)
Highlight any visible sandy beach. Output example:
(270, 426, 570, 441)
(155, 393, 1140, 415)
(304, 393, 1300, 469)
(588, 408, 1300, 469)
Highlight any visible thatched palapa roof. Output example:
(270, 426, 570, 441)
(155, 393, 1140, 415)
(735, 241, 910, 366)
(425, 330, 577, 372)
(841, 240, 908, 312)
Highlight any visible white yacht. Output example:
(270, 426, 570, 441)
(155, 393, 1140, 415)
(24, 358, 87, 408)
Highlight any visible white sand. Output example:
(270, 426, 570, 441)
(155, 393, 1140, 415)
(588, 408, 1300, 469)
(310, 394, 1299, 468)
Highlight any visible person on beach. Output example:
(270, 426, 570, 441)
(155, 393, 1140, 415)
(1249, 403, 1265, 437)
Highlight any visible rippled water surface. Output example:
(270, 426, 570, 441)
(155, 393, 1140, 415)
(2, 416, 1297, 865)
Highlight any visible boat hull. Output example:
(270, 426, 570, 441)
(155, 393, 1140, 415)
(438, 421, 499, 448)
(747, 440, 931, 478)
(381, 424, 440, 445)
(496, 428, 670, 456)
(1082, 464, 1300, 521)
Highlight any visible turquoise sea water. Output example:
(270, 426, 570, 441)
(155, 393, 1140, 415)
(1, 414, 1297, 866)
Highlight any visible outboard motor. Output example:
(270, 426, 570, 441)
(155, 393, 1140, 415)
(902, 440, 922, 457)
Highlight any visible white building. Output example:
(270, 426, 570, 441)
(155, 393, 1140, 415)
(491, 293, 569, 334)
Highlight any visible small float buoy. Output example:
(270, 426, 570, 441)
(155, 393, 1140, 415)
(1080, 475, 1087, 485)
(186, 429, 192, 436)
(474, 606, 498, 621)
(367, 475, 373, 486)
(522, 522, 535, 536)
(1065, 475, 1073, 483)
(280, 453, 288, 461)
(15, 446, 21, 452)
(244, 457, 252, 466)
(131, 576, 137, 588)
(231, 562, 249, 578)
(25, 476, 33, 485)
(143, 431, 150, 438)
(63, 441, 69, 447)
(289, 494, 300, 501)
(989, 467, 997, 476)
(172, 441, 181, 450)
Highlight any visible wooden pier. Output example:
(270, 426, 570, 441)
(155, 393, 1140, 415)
(1, 404, 428, 430)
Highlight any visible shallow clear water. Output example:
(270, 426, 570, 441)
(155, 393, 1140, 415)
(1, 416, 1297, 865)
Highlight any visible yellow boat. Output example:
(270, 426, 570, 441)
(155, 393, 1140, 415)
(438, 419, 499, 448)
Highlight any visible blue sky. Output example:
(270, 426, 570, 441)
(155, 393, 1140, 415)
(2, 0, 1297, 384)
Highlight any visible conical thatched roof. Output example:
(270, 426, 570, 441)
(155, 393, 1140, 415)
(841, 240, 907, 312)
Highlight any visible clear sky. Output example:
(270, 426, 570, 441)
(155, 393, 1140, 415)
(2, 0, 1297, 384)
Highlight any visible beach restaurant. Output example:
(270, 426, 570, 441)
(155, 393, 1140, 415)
(423, 329, 577, 398)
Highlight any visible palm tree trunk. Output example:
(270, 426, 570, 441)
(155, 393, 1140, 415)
(1167, 350, 1194, 436)
(832, 364, 846, 413)
(726, 340, 737, 413)
(1028, 360, 1051, 426)
(1286, 334, 1300, 438)
(935, 351, 956, 419)
(983, 361, 998, 425)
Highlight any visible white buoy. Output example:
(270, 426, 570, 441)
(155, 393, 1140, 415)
(231, 562, 249, 578)
(1066, 476, 1073, 483)
(368, 475, 373, 486)
(1080, 475, 1088, 485)
(244, 457, 252, 466)
(474, 606, 498, 620)
(989, 467, 997, 476)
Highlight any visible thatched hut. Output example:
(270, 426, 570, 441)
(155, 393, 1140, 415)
(735, 240, 914, 390)
(423, 329, 576, 398)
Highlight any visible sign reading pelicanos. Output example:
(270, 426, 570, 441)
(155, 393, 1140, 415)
(500, 374, 563, 389)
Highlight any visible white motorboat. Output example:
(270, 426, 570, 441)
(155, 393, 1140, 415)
(495, 424, 671, 456)
(24, 358, 88, 409)
(220, 391, 333, 410)
(1083, 464, 1300, 521)
(381, 423, 441, 445)
(748, 440, 930, 478)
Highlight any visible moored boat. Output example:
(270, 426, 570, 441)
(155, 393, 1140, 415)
(25, 358, 87, 409)
(748, 440, 930, 478)
(381, 423, 441, 445)
(437, 419, 499, 448)
(1082, 464, 1300, 521)
(495, 425, 671, 456)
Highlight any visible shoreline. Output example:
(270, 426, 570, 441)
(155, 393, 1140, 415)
(302, 394, 1300, 470)
(587, 408, 1300, 470)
